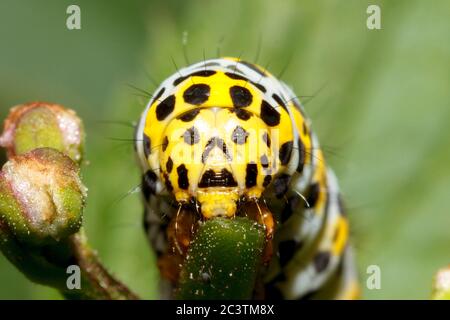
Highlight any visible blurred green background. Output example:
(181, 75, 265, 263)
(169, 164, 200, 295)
(0, 0, 449, 299)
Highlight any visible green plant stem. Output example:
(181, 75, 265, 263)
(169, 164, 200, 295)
(66, 230, 139, 299)
(0, 221, 138, 299)
(176, 217, 266, 300)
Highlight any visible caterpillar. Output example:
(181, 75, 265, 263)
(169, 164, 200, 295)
(135, 57, 359, 299)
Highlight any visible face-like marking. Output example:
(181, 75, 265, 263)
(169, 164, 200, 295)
(260, 100, 280, 126)
(230, 85, 253, 107)
(156, 95, 175, 121)
(231, 126, 249, 144)
(183, 83, 210, 105)
(198, 169, 238, 188)
(201, 137, 232, 163)
(183, 127, 200, 145)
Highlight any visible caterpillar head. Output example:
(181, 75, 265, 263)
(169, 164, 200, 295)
(136, 58, 304, 220)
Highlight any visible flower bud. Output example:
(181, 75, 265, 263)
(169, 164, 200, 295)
(0, 102, 85, 164)
(0, 148, 86, 245)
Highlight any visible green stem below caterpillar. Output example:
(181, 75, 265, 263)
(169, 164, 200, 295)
(176, 217, 266, 300)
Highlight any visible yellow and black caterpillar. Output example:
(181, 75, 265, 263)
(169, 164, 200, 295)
(135, 57, 359, 299)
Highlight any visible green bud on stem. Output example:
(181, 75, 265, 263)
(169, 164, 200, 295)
(0, 102, 85, 164)
(0, 102, 138, 299)
(0, 148, 86, 245)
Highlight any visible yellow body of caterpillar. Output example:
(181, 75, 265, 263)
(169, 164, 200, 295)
(136, 57, 359, 299)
